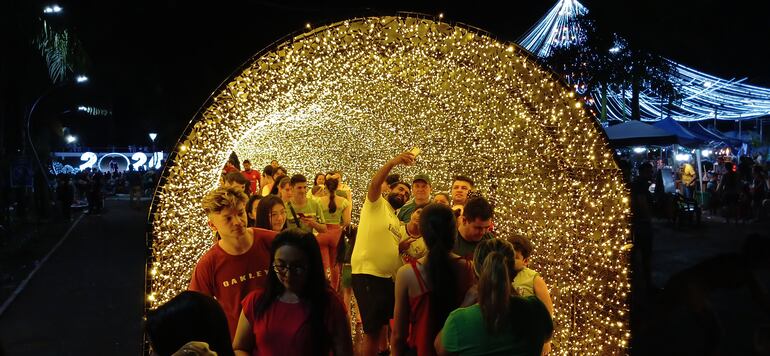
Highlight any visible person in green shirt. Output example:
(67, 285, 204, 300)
(285, 174, 327, 234)
(453, 197, 494, 259)
(397, 174, 433, 223)
(435, 238, 553, 356)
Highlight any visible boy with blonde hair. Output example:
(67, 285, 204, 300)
(189, 186, 277, 339)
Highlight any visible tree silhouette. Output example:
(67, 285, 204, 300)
(545, 14, 679, 121)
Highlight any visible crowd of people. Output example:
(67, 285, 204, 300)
(627, 152, 769, 339)
(701, 155, 769, 223)
(146, 152, 554, 356)
(53, 166, 159, 218)
(622, 152, 769, 225)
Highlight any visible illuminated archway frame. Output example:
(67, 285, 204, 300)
(147, 15, 631, 354)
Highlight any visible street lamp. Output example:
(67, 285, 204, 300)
(26, 74, 89, 194)
(65, 135, 77, 144)
(148, 133, 158, 168)
(43, 5, 63, 14)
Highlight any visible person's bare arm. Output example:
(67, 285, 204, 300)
(342, 200, 352, 228)
(232, 311, 255, 356)
(392, 265, 413, 356)
(367, 152, 415, 203)
(533, 276, 554, 316)
(434, 331, 457, 356)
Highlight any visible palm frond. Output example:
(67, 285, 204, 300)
(34, 20, 77, 84)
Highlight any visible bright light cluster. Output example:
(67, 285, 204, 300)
(520, 0, 770, 122)
(148, 15, 631, 354)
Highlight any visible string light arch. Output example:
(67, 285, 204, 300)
(146, 14, 632, 355)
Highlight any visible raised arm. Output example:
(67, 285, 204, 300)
(367, 151, 415, 203)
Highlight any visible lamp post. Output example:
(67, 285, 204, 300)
(43, 4, 63, 14)
(149, 133, 157, 168)
(26, 75, 88, 185)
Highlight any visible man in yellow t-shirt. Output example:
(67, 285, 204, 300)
(681, 163, 696, 199)
(351, 151, 415, 356)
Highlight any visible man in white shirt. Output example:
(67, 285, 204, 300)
(351, 151, 414, 356)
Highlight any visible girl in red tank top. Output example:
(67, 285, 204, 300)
(393, 204, 476, 356)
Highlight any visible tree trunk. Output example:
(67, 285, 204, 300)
(601, 83, 608, 122)
(631, 52, 642, 120)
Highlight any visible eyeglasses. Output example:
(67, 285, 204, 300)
(273, 263, 307, 275)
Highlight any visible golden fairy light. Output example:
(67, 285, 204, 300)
(147, 15, 631, 354)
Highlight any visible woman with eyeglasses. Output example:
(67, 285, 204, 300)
(254, 195, 287, 232)
(233, 228, 353, 356)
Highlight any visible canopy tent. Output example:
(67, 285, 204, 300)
(604, 120, 678, 147)
(652, 117, 711, 146)
(686, 123, 743, 147)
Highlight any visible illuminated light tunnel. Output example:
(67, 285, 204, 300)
(146, 15, 631, 354)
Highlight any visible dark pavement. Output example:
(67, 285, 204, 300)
(637, 213, 770, 355)
(0, 198, 148, 355)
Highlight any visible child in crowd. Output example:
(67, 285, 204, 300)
(435, 238, 553, 355)
(398, 204, 428, 265)
(432, 192, 451, 206)
(508, 235, 554, 316)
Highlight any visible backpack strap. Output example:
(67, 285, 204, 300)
(287, 202, 302, 228)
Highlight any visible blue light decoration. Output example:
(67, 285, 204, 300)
(53, 151, 165, 172)
(518, 0, 770, 122)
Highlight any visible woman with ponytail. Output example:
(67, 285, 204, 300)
(316, 176, 351, 291)
(435, 239, 553, 356)
(392, 203, 476, 356)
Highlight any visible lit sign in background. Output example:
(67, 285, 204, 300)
(52, 151, 164, 173)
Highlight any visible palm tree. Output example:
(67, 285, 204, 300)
(626, 48, 678, 121)
(545, 14, 678, 121)
(545, 15, 625, 122)
(34, 16, 89, 84)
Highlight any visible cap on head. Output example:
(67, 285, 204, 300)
(412, 174, 431, 186)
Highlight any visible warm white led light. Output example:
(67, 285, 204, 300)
(148, 16, 631, 354)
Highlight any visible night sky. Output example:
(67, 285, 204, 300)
(11, 0, 770, 149)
